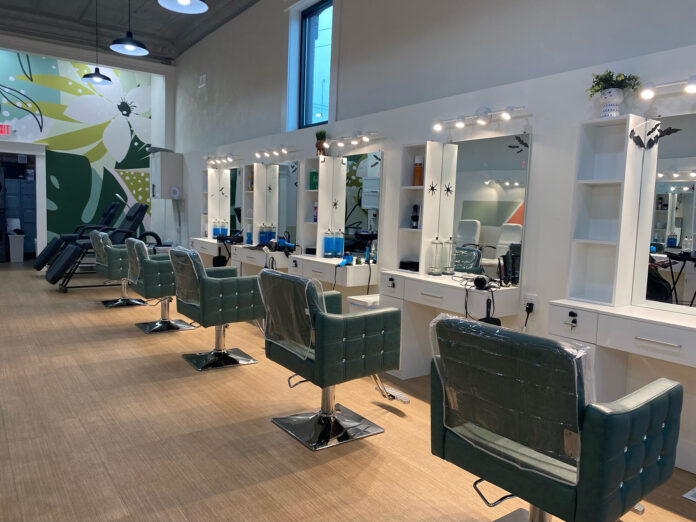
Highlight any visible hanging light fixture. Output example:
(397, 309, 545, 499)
(158, 0, 209, 14)
(83, 0, 112, 85)
(110, 0, 149, 56)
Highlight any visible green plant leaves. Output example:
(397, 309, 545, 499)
(17, 74, 91, 97)
(36, 121, 109, 151)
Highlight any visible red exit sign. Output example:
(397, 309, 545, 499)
(0, 124, 10, 136)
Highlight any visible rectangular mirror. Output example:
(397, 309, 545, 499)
(344, 152, 382, 260)
(276, 161, 298, 243)
(449, 134, 530, 284)
(635, 114, 696, 312)
(231, 167, 242, 232)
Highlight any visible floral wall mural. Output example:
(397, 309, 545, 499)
(0, 49, 153, 239)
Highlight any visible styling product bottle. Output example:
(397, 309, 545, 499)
(313, 201, 318, 222)
(413, 156, 424, 186)
(221, 220, 229, 236)
(212, 219, 220, 237)
(336, 230, 344, 258)
(411, 204, 420, 229)
(309, 171, 319, 190)
(323, 230, 333, 258)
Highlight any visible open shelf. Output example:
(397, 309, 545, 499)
(568, 242, 617, 304)
(576, 119, 627, 182)
(573, 183, 621, 242)
(401, 185, 424, 191)
(400, 227, 422, 233)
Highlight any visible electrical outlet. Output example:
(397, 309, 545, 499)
(523, 293, 537, 306)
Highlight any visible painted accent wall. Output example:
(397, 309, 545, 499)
(0, 49, 153, 239)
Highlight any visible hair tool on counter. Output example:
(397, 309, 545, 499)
(214, 231, 243, 267)
(268, 231, 297, 257)
(478, 291, 501, 326)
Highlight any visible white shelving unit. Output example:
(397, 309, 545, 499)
(298, 157, 320, 252)
(206, 167, 231, 239)
(241, 164, 255, 244)
(567, 114, 657, 305)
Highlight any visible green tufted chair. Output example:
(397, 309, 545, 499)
(169, 247, 264, 371)
(124, 238, 194, 334)
(258, 269, 402, 451)
(430, 315, 683, 522)
(90, 230, 145, 308)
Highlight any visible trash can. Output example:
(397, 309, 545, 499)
(9, 234, 25, 263)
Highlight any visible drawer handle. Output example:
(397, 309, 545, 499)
(312, 269, 324, 274)
(245, 255, 255, 260)
(563, 319, 578, 328)
(421, 291, 443, 299)
(634, 337, 682, 350)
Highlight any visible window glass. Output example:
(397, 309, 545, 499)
(300, 0, 332, 128)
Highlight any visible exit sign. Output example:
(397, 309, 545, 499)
(0, 124, 10, 136)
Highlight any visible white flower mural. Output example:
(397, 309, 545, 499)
(63, 75, 151, 162)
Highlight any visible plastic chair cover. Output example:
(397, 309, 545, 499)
(430, 313, 594, 485)
(169, 248, 206, 307)
(90, 230, 112, 266)
(454, 246, 482, 273)
(258, 269, 326, 361)
(456, 219, 481, 246)
(125, 237, 149, 285)
(495, 223, 523, 258)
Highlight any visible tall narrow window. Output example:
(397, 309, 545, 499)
(299, 0, 332, 128)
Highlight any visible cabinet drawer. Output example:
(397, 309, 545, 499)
(380, 273, 404, 299)
(404, 279, 462, 313)
(288, 258, 303, 276)
(241, 249, 264, 266)
(548, 304, 598, 343)
(303, 260, 334, 283)
(192, 240, 218, 257)
(597, 315, 695, 366)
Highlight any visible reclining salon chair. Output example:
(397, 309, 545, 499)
(169, 247, 263, 371)
(91, 231, 146, 307)
(430, 315, 683, 522)
(258, 269, 404, 451)
(125, 238, 194, 333)
(33, 201, 122, 271)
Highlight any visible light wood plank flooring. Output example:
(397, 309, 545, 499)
(1, 263, 695, 521)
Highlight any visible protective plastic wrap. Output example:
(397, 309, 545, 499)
(169, 248, 205, 307)
(90, 230, 111, 266)
(258, 269, 326, 361)
(430, 313, 594, 485)
(454, 246, 483, 274)
(125, 237, 149, 285)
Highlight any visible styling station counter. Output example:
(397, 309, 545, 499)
(288, 254, 379, 311)
(380, 269, 521, 380)
(189, 237, 290, 274)
(548, 298, 696, 472)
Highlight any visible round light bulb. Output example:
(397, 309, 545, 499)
(272, 150, 279, 156)
(670, 186, 676, 191)
(484, 180, 490, 185)
(263, 152, 270, 157)
(657, 172, 664, 178)
(350, 139, 359, 145)
(690, 171, 696, 178)
(501, 111, 512, 121)
(683, 186, 690, 191)
(124, 44, 136, 52)
(432, 123, 443, 132)
(178, 0, 191, 5)
(673, 172, 680, 178)
(504, 181, 511, 186)
(685, 76, 696, 94)
(455, 120, 465, 129)
(337, 141, 345, 148)
(281, 148, 288, 154)
(513, 181, 520, 186)
(362, 136, 370, 143)
(323, 141, 330, 149)
(640, 84, 656, 100)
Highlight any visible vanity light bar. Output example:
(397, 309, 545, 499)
(253, 145, 294, 160)
(205, 154, 237, 168)
(324, 131, 377, 150)
(432, 106, 525, 132)
(484, 178, 524, 188)
(640, 75, 696, 100)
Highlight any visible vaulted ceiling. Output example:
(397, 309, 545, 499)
(0, 0, 260, 64)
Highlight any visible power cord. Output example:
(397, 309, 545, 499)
(522, 301, 534, 332)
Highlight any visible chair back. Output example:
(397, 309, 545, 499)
(495, 223, 522, 258)
(431, 314, 593, 484)
(99, 201, 123, 227)
(456, 219, 481, 246)
(169, 248, 206, 307)
(125, 237, 149, 285)
(454, 246, 482, 274)
(111, 203, 148, 244)
(258, 269, 326, 360)
(90, 230, 112, 266)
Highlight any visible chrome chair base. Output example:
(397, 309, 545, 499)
(136, 319, 195, 334)
(101, 297, 147, 308)
(182, 348, 258, 371)
(494, 506, 551, 522)
(272, 403, 384, 451)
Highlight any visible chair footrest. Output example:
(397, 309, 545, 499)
(272, 403, 384, 451)
(182, 348, 258, 371)
(102, 297, 146, 308)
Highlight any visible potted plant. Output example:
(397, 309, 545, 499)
(587, 70, 641, 119)
(315, 129, 327, 156)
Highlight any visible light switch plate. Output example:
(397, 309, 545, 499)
(683, 487, 696, 503)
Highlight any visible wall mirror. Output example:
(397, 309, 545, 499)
(448, 134, 530, 283)
(231, 167, 242, 231)
(276, 161, 298, 243)
(635, 114, 696, 313)
(344, 151, 382, 260)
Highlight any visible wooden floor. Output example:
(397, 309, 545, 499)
(1, 263, 695, 521)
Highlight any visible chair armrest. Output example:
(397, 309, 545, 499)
(205, 266, 238, 279)
(312, 307, 401, 387)
(576, 378, 682, 522)
(322, 290, 342, 314)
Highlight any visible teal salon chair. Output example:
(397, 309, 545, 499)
(454, 246, 483, 274)
(430, 315, 682, 522)
(125, 238, 194, 334)
(258, 269, 403, 450)
(169, 247, 263, 371)
(90, 230, 145, 308)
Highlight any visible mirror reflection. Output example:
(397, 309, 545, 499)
(645, 115, 696, 307)
(450, 134, 529, 284)
(277, 161, 298, 244)
(231, 167, 242, 232)
(344, 152, 382, 260)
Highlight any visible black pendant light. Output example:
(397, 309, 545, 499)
(158, 0, 209, 15)
(82, 0, 112, 85)
(110, 0, 149, 56)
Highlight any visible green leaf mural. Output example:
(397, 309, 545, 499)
(46, 150, 126, 237)
(116, 134, 150, 170)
